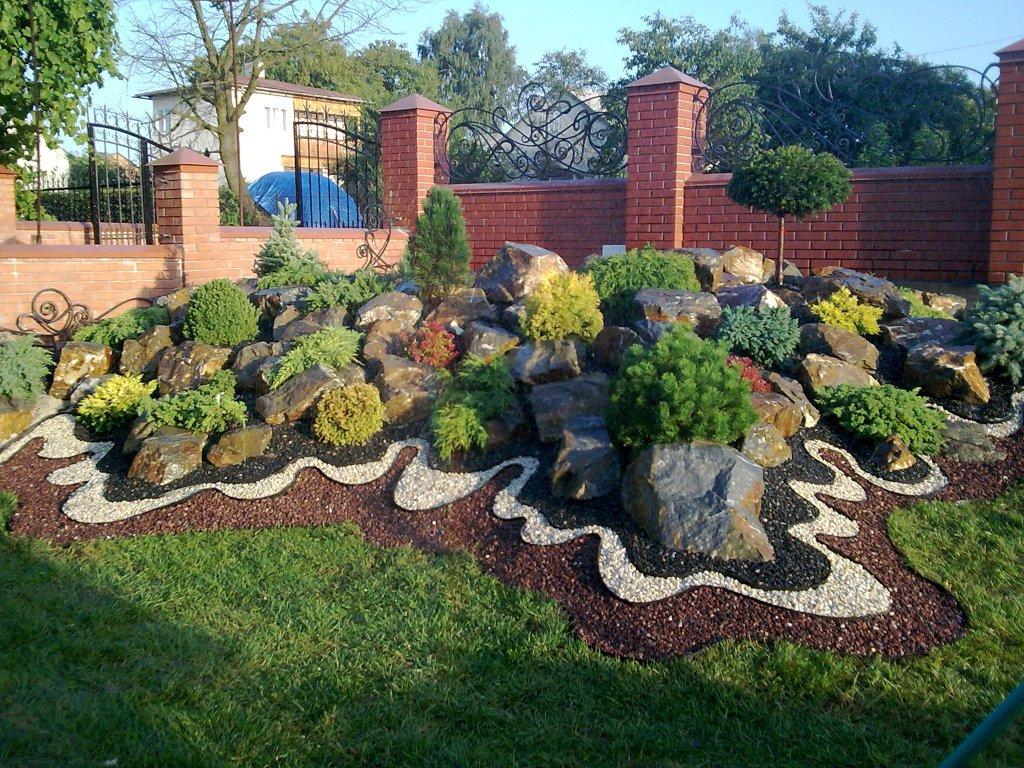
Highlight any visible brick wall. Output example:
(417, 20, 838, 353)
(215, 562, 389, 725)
(450, 179, 626, 268)
(0, 244, 183, 328)
(682, 166, 993, 281)
(990, 39, 1024, 281)
(14, 221, 145, 245)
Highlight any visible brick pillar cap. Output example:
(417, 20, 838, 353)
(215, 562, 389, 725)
(626, 66, 708, 90)
(996, 36, 1024, 59)
(0, 165, 17, 178)
(380, 94, 450, 113)
(149, 147, 220, 169)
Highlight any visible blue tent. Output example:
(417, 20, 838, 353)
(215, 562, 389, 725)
(248, 171, 362, 228)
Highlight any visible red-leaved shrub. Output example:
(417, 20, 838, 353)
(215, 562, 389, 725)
(405, 322, 458, 368)
(727, 355, 772, 393)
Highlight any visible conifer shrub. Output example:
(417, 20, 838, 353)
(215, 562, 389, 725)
(521, 272, 604, 342)
(72, 306, 170, 348)
(716, 305, 799, 368)
(76, 375, 157, 435)
(253, 201, 326, 284)
(606, 326, 758, 450)
(431, 403, 488, 461)
(402, 186, 472, 300)
(256, 258, 327, 289)
(304, 268, 392, 312)
(0, 491, 16, 535)
(430, 355, 516, 461)
(182, 279, 260, 346)
(404, 322, 457, 368)
(0, 336, 53, 403)
(960, 275, 1024, 384)
(810, 287, 883, 336)
(271, 327, 361, 389)
(313, 383, 385, 446)
(817, 384, 946, 455)
(581, 245, 700, 324)
(140, 370, 247, 434)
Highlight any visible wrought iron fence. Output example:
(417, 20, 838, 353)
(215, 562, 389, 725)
(694, 59, 999, 172)
(435, 83, 627, 184)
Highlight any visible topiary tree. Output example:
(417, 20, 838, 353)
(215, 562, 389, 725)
(727, 146, 852, 285)
(182, 279, 260, 346)
(403, 186, 472, 301)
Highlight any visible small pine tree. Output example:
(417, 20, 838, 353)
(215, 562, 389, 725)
(254, 201, 318, 277)
(403, 187, 472, 301)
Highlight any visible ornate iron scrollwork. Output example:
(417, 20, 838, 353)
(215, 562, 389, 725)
(7, 289, 155, 346)
(436, 82, 627, 183)
(357, 201, 395, 273)
(695, 60, 998, 172)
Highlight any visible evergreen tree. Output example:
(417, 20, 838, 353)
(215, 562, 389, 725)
(254, 202, 318, 277)
(403, 187, 472, 301)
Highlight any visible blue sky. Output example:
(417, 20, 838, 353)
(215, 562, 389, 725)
(94, 0, 1023, 116)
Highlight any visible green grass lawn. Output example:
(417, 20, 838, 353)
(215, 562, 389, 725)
(0, 485, 1021, 768)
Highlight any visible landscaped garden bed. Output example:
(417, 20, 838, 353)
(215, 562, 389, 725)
(1, 191, 1022, 661)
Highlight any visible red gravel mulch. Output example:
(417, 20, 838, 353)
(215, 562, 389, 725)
(2, 433, 1021, 661)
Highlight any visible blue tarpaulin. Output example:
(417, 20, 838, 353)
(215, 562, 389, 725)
(248, 171, 362, 228)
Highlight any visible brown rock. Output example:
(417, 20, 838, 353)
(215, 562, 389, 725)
(798, 323, 879, 372)
(591, 325, 641, 370)
(881, 317, 961, 356)
(128, 432, 206, 485)
(904, 344, 990, 405)
(119, 325, 174, 377)
(767, 372, 820, 427)
(50, 342, 115, 399)
(0, 398, 33, 440)
(207, 424, 272, 467)
(372, 355, 442, 425)
(474, 242, 570, 303)
(743, 422, 792, 468)
(529, 373, 610, 442)
(156, 341, 232, 395)
(255, 364, 343, 425)
(232, 341, 287, 391)
(458, 321, 519, 360)
(871, 435, 917, 472)
(633, 289, 721, 337)
(922, 292, 967, 318)
(722, 246, 765, 284)
(507, 340, 582, 385)
(353, 291, 422, 331)
(750, 392, 803, 437)
(425, 287, 497, 328)
(798, 353, 878, 396)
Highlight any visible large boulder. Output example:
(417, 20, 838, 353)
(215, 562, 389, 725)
(529, 372, 610, 442)
(305, 306, 349, 329)
(767, 372, 821, 427)
(941, 420, 1005, 464)
(474, 242, 569, 303)
(248, 286, 311, 318)
(798, 323, 879, 372)
(354, 291, 422, 331)
(361, 319, 410, 364)
(156, 341, 232, 395)
(425, 287, 497, 329)
(507, 340, 582, 385)
(231, 341, 287, 391)
(128, 432, 206, 485)
(591, 325, 641, 370)
(633, 289, 721, 337)
(621, 443, 774, 562)
(904, 344, 990, 405)
(550, 415, 621, 500)
(119, 325, 174, 377)
(50, 342, 115, 399)
(922, 291, 967, 318)
(271, 305, 304, 340)
(806, 267, 909, 318)
(0, 397, 33, 441)
(206, 424, 272, 468)
(882, 317, 961, 357)
(716, 284, 786, 311)
(721, 246, 765, 284)
(742, 422, 792, 468)
(255, 364, 343, 425)
(458, 321, 519, 360)
(798, 353, 878, 396)
(372, 354, 442, 424)
(750, 391, 803, 437)
(676, 248, 723, 293)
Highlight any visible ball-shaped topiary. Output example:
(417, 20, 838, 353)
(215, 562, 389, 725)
(182, 279, 260, 346)
(728, 146, 851, 284)
(313, 383, 385, 446)
(521, 272, 604, 342)
(716, 305, 799, 369)
(581, 245, 700, 324)
(960, 275, 1024, 384)
(606, 326, 758, 451)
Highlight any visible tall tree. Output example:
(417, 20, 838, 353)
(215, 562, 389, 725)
(417, 3, 526, 112)
(532, 49, 607, 95)
(123, 1, 414, 200)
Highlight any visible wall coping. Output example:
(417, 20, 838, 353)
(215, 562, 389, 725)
(0, 244, 181, 260)
(445, 178, 627, 195)
(219, 226, 407, 239)
(686, 164, 992, 186)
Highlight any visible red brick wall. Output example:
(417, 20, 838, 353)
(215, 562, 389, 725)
(683, 166, 993, 281)
(449, 179, 626, 268)
(990, 46, 1024, 282)
(14, 221, 145, 245)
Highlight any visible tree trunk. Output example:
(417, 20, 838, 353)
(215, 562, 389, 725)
(218, 120, 243, 201)
(776, 215, 786, 286)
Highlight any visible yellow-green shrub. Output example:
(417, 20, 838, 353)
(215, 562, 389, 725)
(522, 272, 603, 342)
(313, 384, 385, 446)
(810, 287, 883, 336)
(76, 375, 157, 435)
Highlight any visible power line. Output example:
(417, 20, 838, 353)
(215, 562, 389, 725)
(915, 34, 1020, 57)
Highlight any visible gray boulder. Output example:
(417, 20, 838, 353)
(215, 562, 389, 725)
(716, 284, 786, 310)
(474, 242, 569, 303)
(882, 317, 961, 356)
(550, 415, 621, 500)
(591, 325, 641, 370)
(128, 432, 206, 485)
(231, 341, 287, 391)
(507, 340, 582, 385)
(942, 420, 1005, 464)
(425, 287, 497, 328)
(305, 306, 349, 329)
(354, 291, 423, 331)
(207, 424, 272, 468)
(806, 268, 909, 318)
(621, 442, 774, 562)
(458, 321, 519, 360)
(372, 354, 442, 424)
(529, 372, 610, 442)
(633, 288, 721, 337)
(498, 302, 528, 335)
(156, 341, 232, 395)
(677, 248, 724, 293)
(798, 323, 879, 372)
(255, 364, 343, 425)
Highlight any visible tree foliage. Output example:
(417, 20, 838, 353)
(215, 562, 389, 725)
(728, 145, 851, 219)
(532, 49, 607, 95)
(402, 187, 472, 300)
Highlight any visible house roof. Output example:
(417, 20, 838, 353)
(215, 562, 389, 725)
(136, 75, 364, 103)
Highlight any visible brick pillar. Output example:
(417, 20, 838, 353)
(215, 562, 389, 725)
(0, 165, 17, 243)
(150, 148, 221, 285)
(379, 94, 451, 230)
(625, 66, 708, 250)
(989, 37, 1024, 283)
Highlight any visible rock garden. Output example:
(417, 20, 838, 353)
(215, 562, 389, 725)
(1, 187, 1023, 660)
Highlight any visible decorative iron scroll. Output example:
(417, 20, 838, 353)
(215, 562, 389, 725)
(9, 289, 155, 346)
(695, 61, 998, 172)
(356, 201, 394, 273)
(436, 83, 627, 183)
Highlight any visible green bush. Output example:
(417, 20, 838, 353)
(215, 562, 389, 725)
(0, 336, 53, 403)
(313, 383, 385, 446)
(431, 403, 489, 461)
(810, 287, 883, 336)
(960, 276, 1024, 384)
(253, 201, 323, 277)
(140, 370, 247, 434)
(606, 326, 758, 451)
(256, 258, 327, 289)
(72, 306, 170, 348)
(899, 288, 952, 320)
(430, 355, 516, 461)
(271, 327, 361, 389)
(402, 187, 472, 300)
(727, 146, 851, 284)
(716, 305, 799, 368)
(817, 384, 946, 455)
(582, 245, 700, 324)
(304, 268, 392, 312)
(0, 490, 16, 534)
(182, 279, 260, 347)
(522, 272, 604, 342)
(76, 374, 157, 435)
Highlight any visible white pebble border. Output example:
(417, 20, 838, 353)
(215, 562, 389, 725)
(0, 395, 1020, 618)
